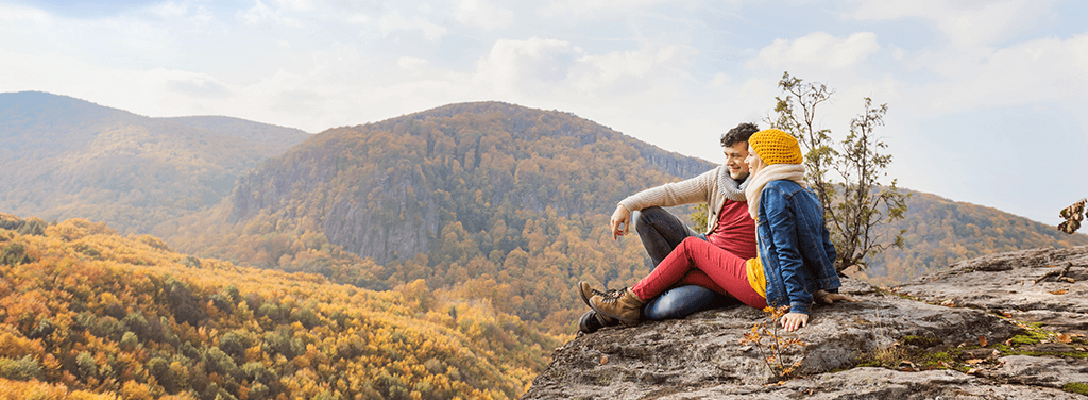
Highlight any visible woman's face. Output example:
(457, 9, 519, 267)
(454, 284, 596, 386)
(745, 145, 765, 176)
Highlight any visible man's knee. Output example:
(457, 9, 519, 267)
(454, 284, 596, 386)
(633, 206, 669, 235)
(643, 285, 718, 320)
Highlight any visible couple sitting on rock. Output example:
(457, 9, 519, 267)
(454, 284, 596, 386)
(579, 124, 855, 334)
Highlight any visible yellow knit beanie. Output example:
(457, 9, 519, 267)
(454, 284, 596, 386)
(749, 129, 802, 165)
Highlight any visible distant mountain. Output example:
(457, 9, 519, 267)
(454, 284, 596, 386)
(223, 101, 713, 265)
(865, 190, 1088, 284)
(0, 91, 309, 233)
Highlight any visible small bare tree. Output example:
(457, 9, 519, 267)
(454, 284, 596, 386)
(833, 98, 909, 269)
(767, 71, 909, 272)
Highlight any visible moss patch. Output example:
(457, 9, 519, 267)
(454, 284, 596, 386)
(901, 335, 941, 348)
(1063, 382, 1088, 395)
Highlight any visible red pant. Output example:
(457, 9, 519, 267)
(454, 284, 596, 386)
(632, 236, 767, 310)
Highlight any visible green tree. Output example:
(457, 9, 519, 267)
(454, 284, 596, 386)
(769, 72, 908, 271)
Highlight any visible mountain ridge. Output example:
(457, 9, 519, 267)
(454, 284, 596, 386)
(0, 91, 310, 234)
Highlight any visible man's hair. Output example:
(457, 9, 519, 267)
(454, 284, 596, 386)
(719, 122, 760, 148)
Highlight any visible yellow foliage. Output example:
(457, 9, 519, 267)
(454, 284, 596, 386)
(0, 216, 564, 400)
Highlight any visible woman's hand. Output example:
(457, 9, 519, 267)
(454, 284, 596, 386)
(780, 312, 808, 332)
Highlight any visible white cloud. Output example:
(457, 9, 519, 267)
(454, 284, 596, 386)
(242, 0, 304, 27)
(847, 0, 1052, 47)
(537, 0, 698, 18)
(0, 3, 51, 23)
(376, 12, 447, 41)
(917, 33, 1088, 114)
(749, 32, 880, 70)
(150, 2, 188, 18)
(472, 37, 581, 95)
(569, 44, 690, 95)
(456, 0, 513, 31)
(275, 0, 315, 12)
(471, 36, 693, 99)
(398, 56, 429, 70)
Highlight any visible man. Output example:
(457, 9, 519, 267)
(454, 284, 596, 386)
(579, 122, 760, 333)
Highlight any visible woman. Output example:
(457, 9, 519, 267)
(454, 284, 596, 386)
(583, 129, 853, 332)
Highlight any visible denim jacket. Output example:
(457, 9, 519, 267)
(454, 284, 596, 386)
(755, 180, 841, 315)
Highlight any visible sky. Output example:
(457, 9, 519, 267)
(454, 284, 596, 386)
(1, 0, 1086, 225)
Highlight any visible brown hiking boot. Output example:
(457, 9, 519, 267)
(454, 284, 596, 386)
(578, 281, 622, 326)
(590, 287, 644, 327)
(578, 281, 622, 306)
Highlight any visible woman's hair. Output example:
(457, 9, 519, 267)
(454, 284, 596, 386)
(719, 122, 760, 148)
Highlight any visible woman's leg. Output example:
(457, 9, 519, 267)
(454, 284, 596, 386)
(632, 206, 699, 267)
(631, 236, 766, 309)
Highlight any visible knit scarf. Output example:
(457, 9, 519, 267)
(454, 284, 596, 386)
(745, 164, 807, 221)
(716, 165, 749, 202)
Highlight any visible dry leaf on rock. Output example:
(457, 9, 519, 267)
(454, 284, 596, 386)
(1049, 289, 1069, 295)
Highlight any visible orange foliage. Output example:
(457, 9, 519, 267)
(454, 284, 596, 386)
(0, 216, 566, 400)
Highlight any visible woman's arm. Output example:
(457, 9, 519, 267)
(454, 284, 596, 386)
(763, 186, 813, 316)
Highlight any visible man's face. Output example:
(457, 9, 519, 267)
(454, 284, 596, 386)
(723, 142, 750, 181)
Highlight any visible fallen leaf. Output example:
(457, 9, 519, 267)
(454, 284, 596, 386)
(979, 336, 988, 347)
(1049, 289, 1069, 295)
(1058, 334, 1073, 344)
(1005, 338, 1013, 346)
(600, 355, 609, 365)
(966, 359, 985, 365)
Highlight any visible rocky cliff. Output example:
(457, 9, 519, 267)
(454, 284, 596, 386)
(524, 246, 1088, 399)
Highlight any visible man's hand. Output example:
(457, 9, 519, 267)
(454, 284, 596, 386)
(610, 204, 631, 239)
(780, 312, 808, 332)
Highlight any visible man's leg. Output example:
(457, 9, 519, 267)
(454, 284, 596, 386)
(643, 284, 730, 320)
(632, 206, 699, 267)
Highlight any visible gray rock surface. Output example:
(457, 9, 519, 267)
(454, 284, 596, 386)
(523, 246, 1088, 399)
(898, 245, 1088, 335)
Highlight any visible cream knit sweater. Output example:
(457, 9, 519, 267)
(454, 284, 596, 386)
(617, 165, 740, 234)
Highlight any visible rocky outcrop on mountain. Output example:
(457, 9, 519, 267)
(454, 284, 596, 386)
(523, 247, 1088, 399)
(225, 102, 713, 265)
(897, 245, 1088, 336)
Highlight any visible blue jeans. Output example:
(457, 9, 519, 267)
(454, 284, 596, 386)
(632, 206, 735, 320)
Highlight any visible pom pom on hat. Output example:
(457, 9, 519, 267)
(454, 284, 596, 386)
(749, 129, 802, 165)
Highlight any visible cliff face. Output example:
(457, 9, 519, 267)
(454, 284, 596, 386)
(524, 246, 1088, 399)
